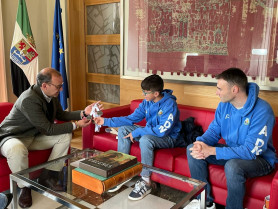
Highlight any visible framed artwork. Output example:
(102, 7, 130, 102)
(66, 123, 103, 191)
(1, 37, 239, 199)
(121, 0, 278, 90)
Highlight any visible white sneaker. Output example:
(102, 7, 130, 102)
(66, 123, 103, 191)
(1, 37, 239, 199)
(107, 178, 131, 192)
(206, 203, 215, 209)
(183, 199, 216, 209)
(183, 199, 200, 209)
(128, 178, 152, 200)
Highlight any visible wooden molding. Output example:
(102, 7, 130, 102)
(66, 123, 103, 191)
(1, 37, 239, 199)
(87, 100, 119, 109)
(87, 73, 120, 85)
(86, 34, 120, 45)
(85, 0, 120, 5)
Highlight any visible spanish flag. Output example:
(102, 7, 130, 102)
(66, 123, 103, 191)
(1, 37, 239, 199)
(10, 0, 38, 97)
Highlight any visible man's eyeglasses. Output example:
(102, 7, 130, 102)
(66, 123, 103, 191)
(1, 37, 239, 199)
(142, 90, 154, 96)
(49, 82, 64, 90)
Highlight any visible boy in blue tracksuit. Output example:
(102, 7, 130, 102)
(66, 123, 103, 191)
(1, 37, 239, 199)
(94, 74, 185, 200)
(186, 68, 277, 209)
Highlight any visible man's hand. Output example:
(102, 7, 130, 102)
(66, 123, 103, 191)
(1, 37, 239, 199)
(124, 133, 134, 143)
(189, 142, 204, 159)
(76, 118, 91, 128)
(84, 101, 103, 116)
(94, 117, 104, 125)
(189, 141, 216, 159)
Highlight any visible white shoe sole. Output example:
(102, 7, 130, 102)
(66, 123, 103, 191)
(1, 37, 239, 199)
(183, 199, 216, 209)
(107, 178, 131, 193)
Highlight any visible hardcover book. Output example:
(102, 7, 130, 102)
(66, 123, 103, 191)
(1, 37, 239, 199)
(72, 163, 142, 194)
(79, 150, 138, 178)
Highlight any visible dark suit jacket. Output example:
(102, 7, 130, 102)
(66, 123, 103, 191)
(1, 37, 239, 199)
(0, 85, 81, 147)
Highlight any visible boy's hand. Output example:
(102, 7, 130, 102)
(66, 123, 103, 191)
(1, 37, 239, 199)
(94, 117, 104, 125)
(124, 133, 134, 143)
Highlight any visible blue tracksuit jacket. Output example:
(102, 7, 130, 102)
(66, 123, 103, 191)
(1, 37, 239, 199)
(197, 83, 277, 166)
(103, 89, 182, 141)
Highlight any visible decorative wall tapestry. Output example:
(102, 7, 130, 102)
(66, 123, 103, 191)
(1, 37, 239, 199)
(123, 0, 278, 90)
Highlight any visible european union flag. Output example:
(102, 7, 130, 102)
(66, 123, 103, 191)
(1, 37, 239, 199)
(51, 0, 68, 110)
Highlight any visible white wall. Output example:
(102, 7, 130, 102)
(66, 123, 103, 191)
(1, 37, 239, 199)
(1, 0, 68, 102)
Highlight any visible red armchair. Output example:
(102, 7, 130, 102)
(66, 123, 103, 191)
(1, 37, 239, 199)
(0, 102, 52, 192)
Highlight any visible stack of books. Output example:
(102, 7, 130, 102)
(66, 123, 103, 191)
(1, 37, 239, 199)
(72, 150, 142, 194)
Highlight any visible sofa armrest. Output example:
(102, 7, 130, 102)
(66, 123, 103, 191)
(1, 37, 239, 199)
(82, 104, 131, 149)
(270, 170, 278, 209)
(0, 102, 13, 123)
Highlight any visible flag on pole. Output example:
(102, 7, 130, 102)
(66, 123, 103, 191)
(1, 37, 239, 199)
(10, 0, 38, 97)
(51, 0, 69, 110)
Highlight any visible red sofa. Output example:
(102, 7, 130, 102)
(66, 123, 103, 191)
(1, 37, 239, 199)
(0, 102, 52, 192)
(82, 99, 278, 209)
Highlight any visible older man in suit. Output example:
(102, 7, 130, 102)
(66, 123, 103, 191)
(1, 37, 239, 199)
(0, 67, 100, 208)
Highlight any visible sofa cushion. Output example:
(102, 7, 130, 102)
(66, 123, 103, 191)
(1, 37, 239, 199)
(270, 172, 278, 209)
(211, 186, 227, 206)
(174, 153, 191, 177)
(0, 157, 11, 176)
(209, 163, 278, 207)
(178, 105, 215, 131)
(130, 142, 142, 161)
(209, 163, 278, 199)
(130, 99, 142, 113)
(153, 148, 186, 172)
(245, 167, 278, 200)
(175, 152, 277, 207)
(208, 164, 227, 189)
(272, 118, 278, 149)
(93, 133, 118, 152)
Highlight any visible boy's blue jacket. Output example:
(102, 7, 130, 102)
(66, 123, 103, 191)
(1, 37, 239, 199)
(103, 89, 182, 141)
(197, 83, 277, 166)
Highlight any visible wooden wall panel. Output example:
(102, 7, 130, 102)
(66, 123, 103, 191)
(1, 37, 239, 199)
(120, 78, 278, 116)
(67, 0, 87, 111)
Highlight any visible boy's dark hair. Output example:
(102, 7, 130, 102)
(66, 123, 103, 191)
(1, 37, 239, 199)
(141, 74, 164, 93)
(216, 68, 248, 92)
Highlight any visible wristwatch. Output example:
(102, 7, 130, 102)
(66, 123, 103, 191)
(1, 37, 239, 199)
(82, 110, 88, 119)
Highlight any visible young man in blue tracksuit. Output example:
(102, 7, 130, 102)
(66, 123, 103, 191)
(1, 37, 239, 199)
(186, 68, 277, 209)
(94, 74, 185, 200)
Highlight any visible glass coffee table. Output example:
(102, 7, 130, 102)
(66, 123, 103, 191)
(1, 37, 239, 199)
(10, 149, 207, 209)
